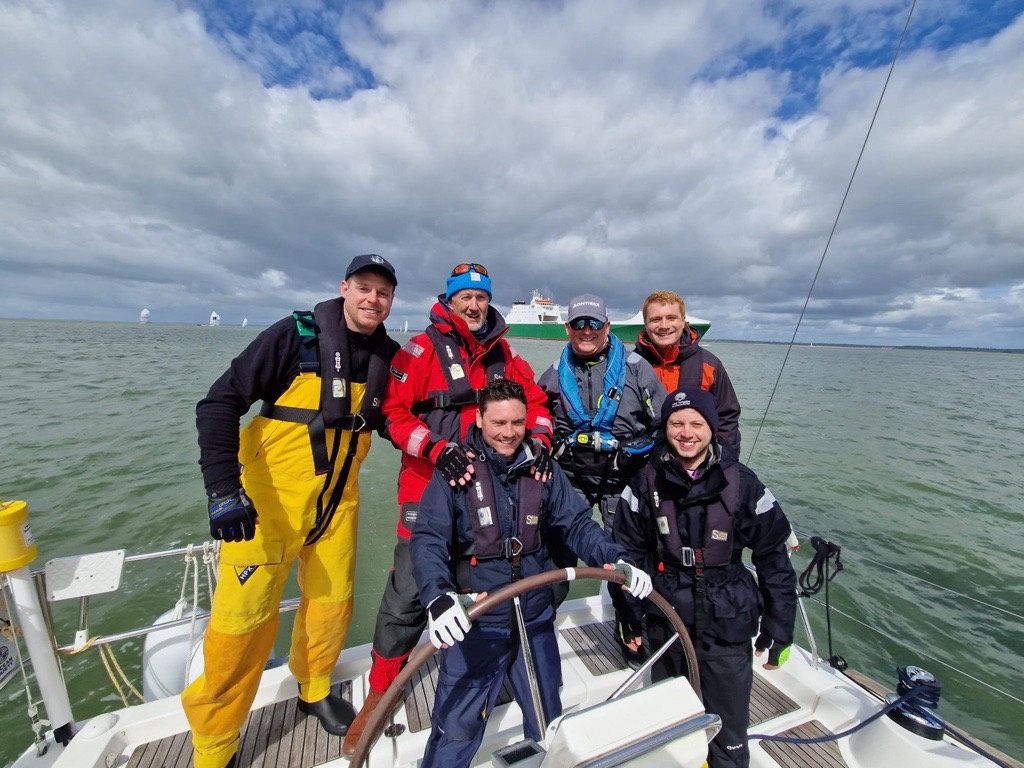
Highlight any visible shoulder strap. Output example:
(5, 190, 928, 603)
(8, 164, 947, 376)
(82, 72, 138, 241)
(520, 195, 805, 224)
(292, 310, 319, 373)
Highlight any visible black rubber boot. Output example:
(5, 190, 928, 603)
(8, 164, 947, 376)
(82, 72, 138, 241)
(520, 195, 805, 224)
(298, 693, 357, 736)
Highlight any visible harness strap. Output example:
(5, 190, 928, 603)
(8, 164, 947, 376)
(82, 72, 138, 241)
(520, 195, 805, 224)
(304, 427, 359, 546)
(410, 390, 481, 416)
(259, 401, 368, 479)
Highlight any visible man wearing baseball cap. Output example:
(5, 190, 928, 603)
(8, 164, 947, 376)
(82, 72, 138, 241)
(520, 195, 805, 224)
(184, 255, 400, 768)
(537, 292, 666, 668)
(343, 262, 554, 755)
(613, 387, 797, 768)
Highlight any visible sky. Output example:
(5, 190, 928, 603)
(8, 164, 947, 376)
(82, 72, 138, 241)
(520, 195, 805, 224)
(2, 0, 1023, 348)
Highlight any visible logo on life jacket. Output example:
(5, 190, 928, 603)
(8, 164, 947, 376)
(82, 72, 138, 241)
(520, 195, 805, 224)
(449, 364, 465, 380)
(711, 529, 729, 541)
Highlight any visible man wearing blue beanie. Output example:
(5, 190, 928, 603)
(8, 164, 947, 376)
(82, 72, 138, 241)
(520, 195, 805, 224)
(344, 262, 555, 754)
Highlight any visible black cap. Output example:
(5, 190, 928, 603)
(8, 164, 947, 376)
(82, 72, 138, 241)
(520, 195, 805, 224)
(345, 254, 397, 286)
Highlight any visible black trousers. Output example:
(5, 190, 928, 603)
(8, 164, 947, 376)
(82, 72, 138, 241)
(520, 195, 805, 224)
(368, 538, 428, 691)
(647, 614, 754, 768)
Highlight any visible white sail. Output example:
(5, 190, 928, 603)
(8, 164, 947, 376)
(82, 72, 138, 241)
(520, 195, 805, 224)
(209, 312, 220, 326)
(139, 308, 150, 324)
(403, 320, 409, 333)
(242, 317, 248, 327)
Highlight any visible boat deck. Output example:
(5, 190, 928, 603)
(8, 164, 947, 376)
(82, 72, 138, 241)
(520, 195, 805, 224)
(124, 620, 845, 768)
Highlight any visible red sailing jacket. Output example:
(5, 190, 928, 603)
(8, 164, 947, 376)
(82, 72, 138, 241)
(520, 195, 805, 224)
(384, 300, 553, 537)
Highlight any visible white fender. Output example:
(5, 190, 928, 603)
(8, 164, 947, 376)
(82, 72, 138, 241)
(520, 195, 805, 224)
(141, 607, 208, 701)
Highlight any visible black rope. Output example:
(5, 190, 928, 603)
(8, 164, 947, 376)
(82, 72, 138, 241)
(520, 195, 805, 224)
(798, 536, 847, 670)
(750, 679, 1015, 768)
(750, 683, 932, 744)
(797, 536, 843, 596)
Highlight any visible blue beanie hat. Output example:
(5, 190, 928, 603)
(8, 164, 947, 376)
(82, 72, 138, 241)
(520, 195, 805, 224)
(446, 267, 492, 300)
(662, 387, 719, 434)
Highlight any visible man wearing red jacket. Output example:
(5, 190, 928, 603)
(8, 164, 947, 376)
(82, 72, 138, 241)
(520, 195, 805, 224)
(343, 263, 554, 755)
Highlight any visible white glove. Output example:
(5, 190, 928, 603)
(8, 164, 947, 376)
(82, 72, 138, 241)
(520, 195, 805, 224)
(615, 560, 653, 600)
(426, 592, 475, 649)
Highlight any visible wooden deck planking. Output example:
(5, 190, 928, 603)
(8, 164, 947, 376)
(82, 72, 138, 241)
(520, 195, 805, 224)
(750, 673, 799, 726)
(758, 720, 847, 768)
(121, 623, 846, 768)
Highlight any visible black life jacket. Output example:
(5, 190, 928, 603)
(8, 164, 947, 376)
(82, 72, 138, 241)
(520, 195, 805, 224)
(464, 456, 543, 560)
(411, 325, 509, 415)
(646, 460, 740, 568)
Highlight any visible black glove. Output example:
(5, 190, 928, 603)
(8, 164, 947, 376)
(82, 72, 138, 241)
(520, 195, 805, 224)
(529, 438, 553, 479)
(436, 443, 473, 486)
(207, 488, 258, 542)
(754, 631, 791, 667)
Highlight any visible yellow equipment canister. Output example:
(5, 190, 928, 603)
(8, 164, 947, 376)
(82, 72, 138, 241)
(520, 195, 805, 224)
(0, 499, 37, 572)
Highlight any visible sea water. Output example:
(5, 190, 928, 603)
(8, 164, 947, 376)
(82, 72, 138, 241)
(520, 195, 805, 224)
(1, 319, 1021, 765)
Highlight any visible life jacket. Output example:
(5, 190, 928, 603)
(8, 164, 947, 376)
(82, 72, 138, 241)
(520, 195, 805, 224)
(557, 336, 628, 453)
(410, 325, 509, 415)
(454, 456, 544, 591)
(255, 298, 391, 544)
(646, 460, 740, 569)
(464, 456, 543, 559)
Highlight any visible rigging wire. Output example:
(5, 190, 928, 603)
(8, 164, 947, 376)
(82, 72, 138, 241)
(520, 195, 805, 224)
(745, 0, 919, 465)
(829, 544, 1024, 624)
(800, 593, 1024, 707)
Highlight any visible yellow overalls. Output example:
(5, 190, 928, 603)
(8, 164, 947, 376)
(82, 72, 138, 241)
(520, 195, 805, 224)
(182, 372, 370, 768)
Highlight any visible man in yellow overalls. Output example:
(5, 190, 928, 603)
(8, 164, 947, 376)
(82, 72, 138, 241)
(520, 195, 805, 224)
(183, 255, 399, 768)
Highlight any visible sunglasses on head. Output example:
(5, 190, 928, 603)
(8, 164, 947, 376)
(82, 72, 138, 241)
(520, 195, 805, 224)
(451, 263, 489, 277)
(569, 317, 606, 331)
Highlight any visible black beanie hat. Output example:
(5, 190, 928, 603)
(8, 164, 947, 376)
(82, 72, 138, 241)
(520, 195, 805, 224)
(661, 387, 719, 434)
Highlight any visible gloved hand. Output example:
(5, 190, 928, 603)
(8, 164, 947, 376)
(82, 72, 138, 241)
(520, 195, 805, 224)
(207, 488, 258, 542)
(754, 631, 791, 668)
(436, 443, 474, 487)
(614, 560, 653, 599)
(529, 438, 553, 481)
(427, 592, 476, 649)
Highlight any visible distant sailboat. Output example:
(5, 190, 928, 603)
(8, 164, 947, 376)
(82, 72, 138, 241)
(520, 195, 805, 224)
(139, 308, 151, 324)
(242, 317, 248, 327)
(403, 320, 409, 333)
(209, 312, 220, 326)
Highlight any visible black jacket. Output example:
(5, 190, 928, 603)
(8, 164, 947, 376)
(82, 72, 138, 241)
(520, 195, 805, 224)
(614, 441, 796, 645)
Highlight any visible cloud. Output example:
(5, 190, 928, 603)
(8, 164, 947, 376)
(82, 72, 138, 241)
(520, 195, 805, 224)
(1, 0, 1022, 347)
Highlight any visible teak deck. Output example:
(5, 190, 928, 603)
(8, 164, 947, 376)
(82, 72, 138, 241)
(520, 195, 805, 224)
(127, 621, 839, 767)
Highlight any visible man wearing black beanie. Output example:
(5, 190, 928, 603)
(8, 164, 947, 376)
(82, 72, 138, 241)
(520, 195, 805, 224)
(613, 387, 797, 768)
